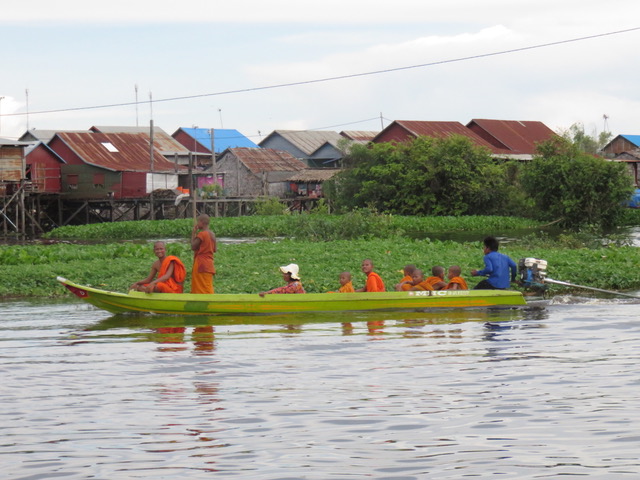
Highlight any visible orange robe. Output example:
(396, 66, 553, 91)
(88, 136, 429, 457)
(398, 275, 414, 291)
(425, 276, 446, 290)
(445, 276, 468, 290)
(365, 272, 385, 292)
(155, 256, 186, 293)
(191, 230, 216, 294)
(410, 279, 434, 291)
(338, 281, 355, 293)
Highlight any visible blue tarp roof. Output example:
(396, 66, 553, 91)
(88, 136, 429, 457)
(621, 135, 640, 148)
(181, 128, 258, 153)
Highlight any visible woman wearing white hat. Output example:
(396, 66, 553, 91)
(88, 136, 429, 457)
(259, 264, 306, 297)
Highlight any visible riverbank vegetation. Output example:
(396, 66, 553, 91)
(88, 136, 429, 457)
(42, 213, 543, 242)
(5, 132, 640, 299)
(325, 136, 634, 230)
(4, 215, 640, 297)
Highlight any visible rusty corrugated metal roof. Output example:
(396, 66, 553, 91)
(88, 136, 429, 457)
(56, 132, 182, 173)
(19, 129, 90, 143)
(340, 131, 379, 143)
(91, 126, 190, 156)
(374, 120, 512, 154)
(263, 130, 343, 155)
(467, 119, 557, 154)
(225, 147, 307, 174)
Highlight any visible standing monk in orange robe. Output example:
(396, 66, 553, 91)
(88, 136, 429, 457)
(130, 241, 186, 293)
(356, 259, 385, 292)
(191, 214, 217, 294)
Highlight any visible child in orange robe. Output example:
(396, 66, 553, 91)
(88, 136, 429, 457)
(424, 266, 447, 290)
(395, 264, 417, 291)
(444, 265, 468, 290)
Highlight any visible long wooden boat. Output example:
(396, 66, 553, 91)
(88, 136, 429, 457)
(57, 276, 527, 316)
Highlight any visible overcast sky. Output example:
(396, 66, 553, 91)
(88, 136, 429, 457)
(1, 0, 639, 142)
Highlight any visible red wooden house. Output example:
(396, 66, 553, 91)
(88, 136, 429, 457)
(25, 143, 65, 193)
(48, 132, 183, 199)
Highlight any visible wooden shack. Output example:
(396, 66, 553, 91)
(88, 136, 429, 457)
(49, 132, 183, 199)
(0, 139, 27, 189)
(214, 147, 307, 197)
(25, 143, 66, 193)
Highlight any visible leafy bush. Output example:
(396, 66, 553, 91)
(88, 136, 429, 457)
(326, 136, 512, 216)
(254, 197, 288, 215)
(520, 137, 634, 230)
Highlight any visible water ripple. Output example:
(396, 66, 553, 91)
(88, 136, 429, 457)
(1, 301, 640, 478)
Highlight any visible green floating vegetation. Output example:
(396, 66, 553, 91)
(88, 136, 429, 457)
(43, 213, 544, 242)
(3, 235, 640, 298)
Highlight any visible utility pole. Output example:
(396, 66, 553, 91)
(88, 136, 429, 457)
(149, 92, 155, 220)
(191, 126, 198, 219)
(135, 84, 139, 127)
(25, 89, 29, 131)
(0, 96, 5, 135)
(209, 127, 216, 179)
(210, 127, 217, 217)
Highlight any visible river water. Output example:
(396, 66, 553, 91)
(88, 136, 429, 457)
(2, 297, 640, 479)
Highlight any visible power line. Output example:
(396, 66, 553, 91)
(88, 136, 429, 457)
(4, 26, 639, 118)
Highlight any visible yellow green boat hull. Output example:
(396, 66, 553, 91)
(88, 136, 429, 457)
(58, 276, 527, 316)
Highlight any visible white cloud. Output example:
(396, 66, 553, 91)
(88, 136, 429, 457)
(2, 1, 640, 139)
(3, 0, 637, 26)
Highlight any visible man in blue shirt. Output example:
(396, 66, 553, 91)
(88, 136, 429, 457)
(471, 236, 517, 289)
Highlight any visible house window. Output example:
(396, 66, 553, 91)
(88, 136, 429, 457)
(67, 174, 79, 190)
(93, 173, 105, 188)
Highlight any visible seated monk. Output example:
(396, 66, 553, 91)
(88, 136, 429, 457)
(424, 266, 447, 290)
(444, 265, 468, 290)
(407, 269, 434, 291)
(130, 241, 186, 293)
(333, 271, 355, 293)
(355, 259, 385, 292)
(395, 264, 417, 291)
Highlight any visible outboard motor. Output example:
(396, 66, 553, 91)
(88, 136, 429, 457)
(518, 258, 548, 289)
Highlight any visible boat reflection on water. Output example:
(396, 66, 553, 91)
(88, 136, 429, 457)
(86, 305, 546, 342)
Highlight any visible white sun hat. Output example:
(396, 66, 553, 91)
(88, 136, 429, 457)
(279, 263, 300, 280)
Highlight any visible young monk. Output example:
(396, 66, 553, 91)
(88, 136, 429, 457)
(356, 259, 385, 292)
(130, 241, 186, 293)
(335, 271, 355, 293)
(395, 264, 417, 291)
(407, 268, 434, 291)
(444, 265, 468, 290)
(424, 266, 447, 291)
(259, 264, 306, 296)
(191, 214, 217, 294)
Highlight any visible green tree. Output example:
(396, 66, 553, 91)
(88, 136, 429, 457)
(520, 136, 633, 229)
(325, 135, 511, 215)
(561, 122, 613, 155)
